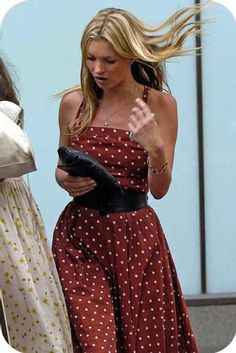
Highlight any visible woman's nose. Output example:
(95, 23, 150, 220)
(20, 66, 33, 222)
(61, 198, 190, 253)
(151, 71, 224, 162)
(93, 60, 105, 74)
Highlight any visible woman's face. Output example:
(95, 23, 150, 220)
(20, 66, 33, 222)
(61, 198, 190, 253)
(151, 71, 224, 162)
(85, 39, 132, 89)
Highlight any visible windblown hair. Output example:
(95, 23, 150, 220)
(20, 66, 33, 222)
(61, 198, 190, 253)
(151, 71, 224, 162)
(0, 57, 20, 105)
(69, 4, 207, 135)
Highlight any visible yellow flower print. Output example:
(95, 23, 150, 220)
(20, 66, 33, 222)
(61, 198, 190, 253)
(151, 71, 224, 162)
(11, 314, 17, 323)
(15, 217, 23, 229)
(0, 217, 5, 224)
(4, 272, 11, 284)
(8, 191, 14, 198)
(16, 232, 22, 239)
(11, 264, 19, 270)
(13, 343, 20, 350)
(6, 240, 13, 245)
(31, 307, 37, 314)
(19, 257, 26, 264)
(42, 297, 49, 305)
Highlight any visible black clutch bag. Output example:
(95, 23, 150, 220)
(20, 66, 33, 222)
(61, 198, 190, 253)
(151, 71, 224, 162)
(58, 146, 123, 213)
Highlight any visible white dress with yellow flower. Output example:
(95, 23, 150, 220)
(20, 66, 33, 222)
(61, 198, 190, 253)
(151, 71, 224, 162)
(0, 102, 73, 353)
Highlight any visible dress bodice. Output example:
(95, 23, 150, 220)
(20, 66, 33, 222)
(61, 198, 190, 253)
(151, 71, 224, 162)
(70, 127, 149, 192)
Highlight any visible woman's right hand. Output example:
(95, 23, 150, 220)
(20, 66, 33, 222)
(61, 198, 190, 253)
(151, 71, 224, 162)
(62, 174, 97, 197)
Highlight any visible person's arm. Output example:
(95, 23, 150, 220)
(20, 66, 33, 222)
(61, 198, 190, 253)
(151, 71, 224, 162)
(129, 92, 178, 199)
(55, 91, 96, 196)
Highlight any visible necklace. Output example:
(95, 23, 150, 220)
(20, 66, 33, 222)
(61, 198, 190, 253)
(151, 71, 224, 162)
(101, 83, 137, 127)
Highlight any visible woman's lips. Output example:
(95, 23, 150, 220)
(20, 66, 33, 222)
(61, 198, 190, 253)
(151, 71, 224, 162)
(95, 76, 108, 85)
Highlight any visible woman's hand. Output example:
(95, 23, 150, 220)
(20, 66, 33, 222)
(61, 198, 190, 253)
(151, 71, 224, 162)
(128, 97, 164, 154)
(128, 93, 178, 199)
(62, 174, 97, 197)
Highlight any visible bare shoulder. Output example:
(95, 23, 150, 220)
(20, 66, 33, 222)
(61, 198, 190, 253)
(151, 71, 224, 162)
(58, 89, 84, 131)
(60, 89, 83, 115)
(150, 89, 177, 112)
(149, 89, 177, 125)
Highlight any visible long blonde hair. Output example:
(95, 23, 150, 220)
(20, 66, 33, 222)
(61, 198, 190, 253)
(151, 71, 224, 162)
(70, 3, 208, 136)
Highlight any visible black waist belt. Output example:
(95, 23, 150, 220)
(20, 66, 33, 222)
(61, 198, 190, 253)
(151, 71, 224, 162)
(73, 189, 148, 215)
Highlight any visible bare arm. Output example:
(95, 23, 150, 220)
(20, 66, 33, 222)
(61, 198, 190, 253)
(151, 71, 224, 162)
(55, 91, 96, 196)
(129, 92, 178, 199)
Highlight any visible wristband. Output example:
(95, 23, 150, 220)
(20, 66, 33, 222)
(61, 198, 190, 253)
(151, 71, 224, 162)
(147, 157, 168, 175)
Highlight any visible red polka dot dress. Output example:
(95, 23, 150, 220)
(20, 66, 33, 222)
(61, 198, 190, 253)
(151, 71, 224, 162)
(52, 124, 199, 352)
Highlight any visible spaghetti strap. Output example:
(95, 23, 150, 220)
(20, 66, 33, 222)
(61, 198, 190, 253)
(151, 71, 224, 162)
(142, 86, 151, 102)
(74, 97, 85, 125)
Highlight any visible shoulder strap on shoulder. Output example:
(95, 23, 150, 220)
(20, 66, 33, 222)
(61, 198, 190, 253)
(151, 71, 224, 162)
(74, 98, 85, 124)
(142, 86, 151, 103)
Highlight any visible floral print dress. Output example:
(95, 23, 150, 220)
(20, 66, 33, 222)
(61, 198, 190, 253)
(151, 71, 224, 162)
(0, 101, 73, 353)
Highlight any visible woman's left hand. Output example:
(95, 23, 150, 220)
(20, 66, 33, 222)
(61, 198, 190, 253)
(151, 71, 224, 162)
(129, 93, 178, 199)
(128, 98, 163, 154)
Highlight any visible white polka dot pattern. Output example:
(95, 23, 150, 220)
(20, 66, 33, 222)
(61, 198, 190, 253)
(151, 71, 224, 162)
(53, 127, 199, 353)
(70, 128, 149, 192)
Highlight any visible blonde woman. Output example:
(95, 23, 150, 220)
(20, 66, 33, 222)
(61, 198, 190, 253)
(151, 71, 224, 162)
(52, 6, 204, 353)
(0, 58, 73, 352)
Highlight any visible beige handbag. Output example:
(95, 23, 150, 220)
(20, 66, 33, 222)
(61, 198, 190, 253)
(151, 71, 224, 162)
(0, 101, 36, 179)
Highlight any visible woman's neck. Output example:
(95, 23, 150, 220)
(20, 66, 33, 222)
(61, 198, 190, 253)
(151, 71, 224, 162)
(101, 80, 138, 106)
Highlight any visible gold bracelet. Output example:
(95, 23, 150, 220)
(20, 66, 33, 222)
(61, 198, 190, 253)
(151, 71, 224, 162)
(147, 157, 168, 175)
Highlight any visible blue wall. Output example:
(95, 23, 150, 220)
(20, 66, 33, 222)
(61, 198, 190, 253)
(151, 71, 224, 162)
(1, 0, 235, 295)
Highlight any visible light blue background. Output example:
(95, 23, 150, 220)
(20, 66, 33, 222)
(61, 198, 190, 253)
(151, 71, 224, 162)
(0, 0, 235, 295)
